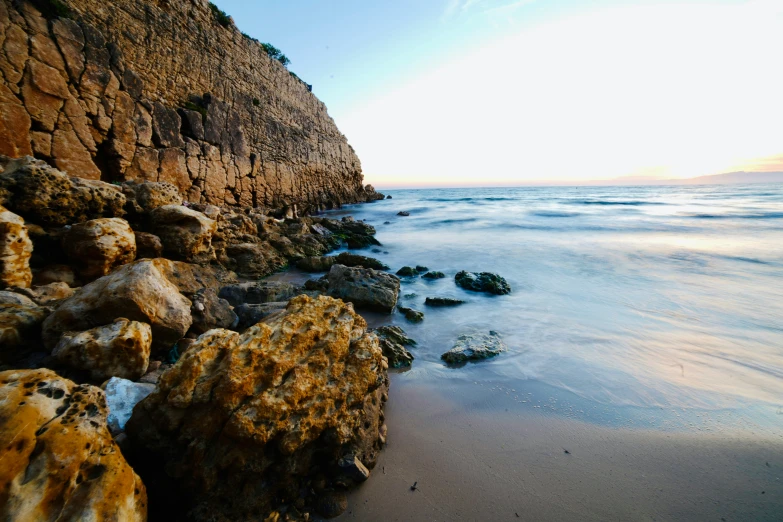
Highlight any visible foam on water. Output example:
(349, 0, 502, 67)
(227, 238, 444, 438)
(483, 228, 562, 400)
(314, 184, 783, 434)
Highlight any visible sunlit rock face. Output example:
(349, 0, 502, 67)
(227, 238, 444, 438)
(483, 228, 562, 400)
(126, 295, 389, 520)
(0, 204, 32, 288)
(0, 0, 381, 213)
(0, 368, 147, 522)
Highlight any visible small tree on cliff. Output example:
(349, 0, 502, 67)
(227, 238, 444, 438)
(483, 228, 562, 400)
(261, 43, 291, 67)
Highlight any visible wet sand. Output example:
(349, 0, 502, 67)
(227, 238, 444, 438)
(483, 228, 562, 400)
(336, 376, 783, 521)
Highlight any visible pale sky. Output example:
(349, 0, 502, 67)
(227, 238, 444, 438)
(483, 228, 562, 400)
(218, 0, 783, 187)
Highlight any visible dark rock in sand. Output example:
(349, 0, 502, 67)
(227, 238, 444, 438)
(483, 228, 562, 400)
(373, 325, 415, 369)
(396, 266, 419, 277)
(297, 255, 337, 272)
(398, 305, 424, 323)
(327, 264, 400, 313)
(218, 281, 299, 306)
(422, 271, 446, 279)
(304, 277, 329, 293)
(375, 325, 417, 347)
(455, 271, 511, 295)
(425, 297, 466, 307)
(317, 491, 349, 519)
(397, 211, 410, 217)
(336, 252, 389, 270)
(441, 331, 507, 364)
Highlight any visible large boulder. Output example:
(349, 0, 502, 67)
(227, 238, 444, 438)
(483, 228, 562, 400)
(0, 369, 147, 521)
(150, 205, 216, 263)
(327, 264, 400, 313)
(0, 204, 32, 289)
(297, 255, 337, 273)
(455, 271, 511, 295)
(441, 331, 507, 364)
(122, 181, 182, 218)
(219, 242, 287, 278)
(42, 259, 192, 352)
(218, 281, 299, 307)
(0, 156, 126, 227)
(52, 318, 152, 382)
(126, 295, 388, 520)
(63, 218, 137, 281)
(0, 303, 47, 363)
(189, 288, 238, 335)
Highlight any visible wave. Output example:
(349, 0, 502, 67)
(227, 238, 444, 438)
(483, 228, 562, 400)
(531, 211, 582, 218)
(430, 218, 480, 225)
(571, 199, 667, 206)
(685, 212, 783, 219)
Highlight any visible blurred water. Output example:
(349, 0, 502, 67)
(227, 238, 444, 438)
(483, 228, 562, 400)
(317, 184, 783, 434)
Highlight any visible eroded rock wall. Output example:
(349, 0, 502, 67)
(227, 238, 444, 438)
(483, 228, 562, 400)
(0, 0, 376, 213)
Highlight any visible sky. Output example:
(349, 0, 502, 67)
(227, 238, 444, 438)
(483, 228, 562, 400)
(216, 0, 783, 188)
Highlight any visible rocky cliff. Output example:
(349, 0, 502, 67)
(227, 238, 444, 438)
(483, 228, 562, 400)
(0, 0, 381, 214)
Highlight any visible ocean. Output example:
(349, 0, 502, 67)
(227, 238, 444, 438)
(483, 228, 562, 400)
(316, 184, 783, 433)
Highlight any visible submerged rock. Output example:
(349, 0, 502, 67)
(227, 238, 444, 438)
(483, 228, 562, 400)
(441, 331, 507, 364)
(63, 218, 137, 281)
(52, 318, 152, 382)
(0, 369, 147, 521)
(398, 305, 424, 323)
(327, 264, 400, 313)
(415, 266, 429, 273)
(335, 252, 389, 270)
(126, 295, 388, 520)
(42, 259, 193, 353)
(0, 205, 33, 289)
(424, 297, 466, 307)
(104, 377, 156, 434)
(455, 271, 511, 295)
(396, 266, 419, 277)
(374, 325, 416, 369)
(397, 211, 410, 217)
(422, 271, 446, 279)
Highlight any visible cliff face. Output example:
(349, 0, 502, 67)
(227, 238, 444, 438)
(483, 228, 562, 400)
(0, 0, 380, 213)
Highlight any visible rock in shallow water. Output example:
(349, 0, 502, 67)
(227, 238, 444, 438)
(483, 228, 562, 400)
(455, 271, 511, 295)
(327, 264, 400, 313)
(0, 369, 147, 521)
(126, 295, 388, 520)
(398, 305, 424, 323)
(374, 326, 416, 369)
(424, 297, 466, 307)
(441, 331, 507, 364)
(335, 252, 389, 270)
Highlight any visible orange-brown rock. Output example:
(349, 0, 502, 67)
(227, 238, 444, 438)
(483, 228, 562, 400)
(0, 303, 47, 363)
(0, 204, 32, 288)
(150, 205, 216, 263)
(52, 318, 152, 382)
(63, 218, 136, 281)
(0, 368, 147, 521)
(126, 295, 388, 520)
(42, 259, 192, 352)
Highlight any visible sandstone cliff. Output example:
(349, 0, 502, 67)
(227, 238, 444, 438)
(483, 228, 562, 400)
(0, 0, 381, 213)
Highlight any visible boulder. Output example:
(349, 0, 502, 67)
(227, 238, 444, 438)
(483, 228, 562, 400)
(126, 295, 388, 519)
(297, 255, 337, 272)
(441, 331, 507, 364)
(327, 264, 400, 313)
(0, 369, 147, 521)
(233, 302, 288, 331)
(218, 281, 299, 306)
(16, 282, 76, 306)
(397, 211, 410, 217)
(189, 288, 238, 335)
(122, 181, 182, 218)
(0, 303, 47, 362)
(415, 266, 429, 273)
(63, 218, 137, 281)
(42, 259, 192, 352)
(104, 377, 156, 434)
(219, 242, 286, 278)
(150, 205, 216, 263)
(374, 326, 416, 369)
(0, 155, 126, 227)
(52, 318, 152, 382)
(398, 305, 424, 323)
(455, 271, 511, 295)
(135, 231, 163, 259)
(0, 290, 36, 306)
(335, 252, 389, 270)
(0, 204, 32, 289)
(422, 271, 446, 279)
(425, 297, 466, 307)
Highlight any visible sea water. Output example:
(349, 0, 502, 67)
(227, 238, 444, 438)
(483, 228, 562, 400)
(310, 184, 783, 435)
